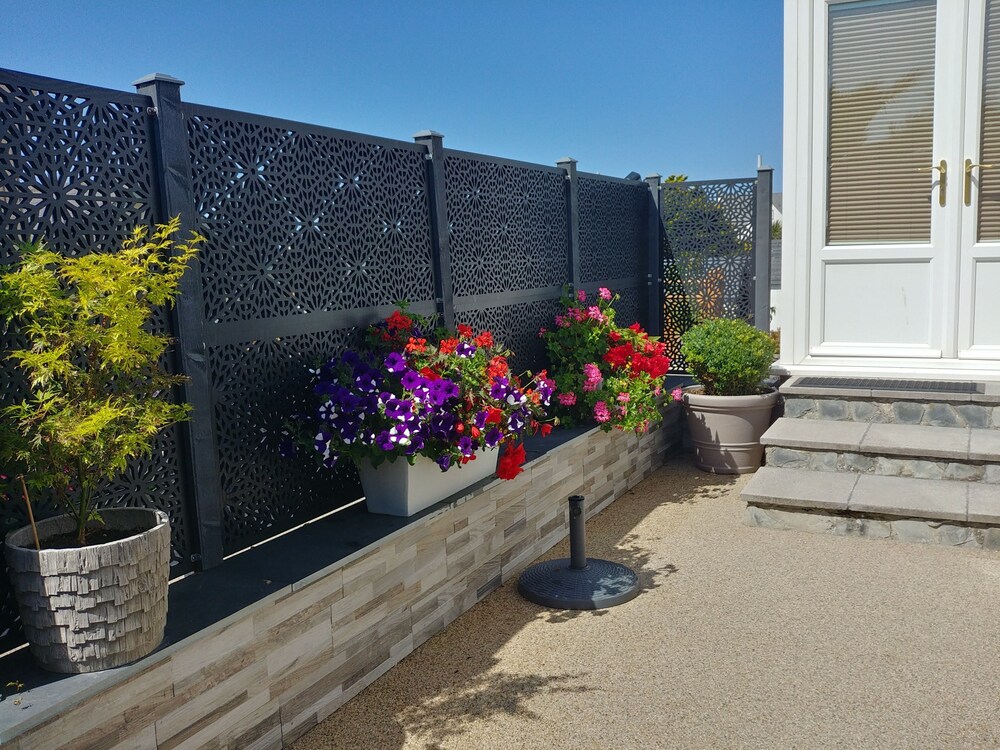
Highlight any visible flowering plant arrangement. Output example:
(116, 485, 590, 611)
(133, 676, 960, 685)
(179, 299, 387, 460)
(541, 287, 675, 433)
(310, 307, 555, 481)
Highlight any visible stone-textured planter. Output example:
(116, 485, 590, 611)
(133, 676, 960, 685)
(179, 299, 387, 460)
(683, 388, 779, 474)
(4, 507, 170, 673)
(358, 449, 500, 516)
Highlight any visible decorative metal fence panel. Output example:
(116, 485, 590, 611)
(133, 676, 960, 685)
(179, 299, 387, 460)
(0, 65, 679, 651)
(0, 71, 197, 652)
(578, 174, 649, 327)
(660, 177, 759, 371)
(184, 104, 439, 555)
(445, 150, 569, 374)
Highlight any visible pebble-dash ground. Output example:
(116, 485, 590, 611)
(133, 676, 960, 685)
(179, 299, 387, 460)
(293, 456, 1000, 749)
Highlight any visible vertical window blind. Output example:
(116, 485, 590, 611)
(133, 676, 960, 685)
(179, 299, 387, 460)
(979, 0, 1000, 241)
(827, 0, 937, 244)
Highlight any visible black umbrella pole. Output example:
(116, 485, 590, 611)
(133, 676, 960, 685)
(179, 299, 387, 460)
(568, 495, 587, 570)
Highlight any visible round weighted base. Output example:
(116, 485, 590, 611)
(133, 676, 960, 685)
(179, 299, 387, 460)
(517, 557, 640, 610)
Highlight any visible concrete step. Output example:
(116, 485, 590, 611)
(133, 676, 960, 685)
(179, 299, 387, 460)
(761, 418, 1000, 483)
(741, 466, 1000, 548)
(780, 376, 1000, 430)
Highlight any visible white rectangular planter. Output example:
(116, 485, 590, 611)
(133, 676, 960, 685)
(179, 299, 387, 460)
(357, 450, 500, 516)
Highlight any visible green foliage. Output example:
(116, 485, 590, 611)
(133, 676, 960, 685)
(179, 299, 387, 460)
(0, 218, 202, 545)
(679, 318, 775, 396)
(771, 219, 782, 240)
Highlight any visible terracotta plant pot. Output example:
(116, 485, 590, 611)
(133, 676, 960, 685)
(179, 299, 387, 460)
(4, 507, 170, 673)
(683, 388, 779, 474)
(357, 449, 500, 516)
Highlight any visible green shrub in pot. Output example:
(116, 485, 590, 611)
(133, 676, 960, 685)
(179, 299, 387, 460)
(678, 318, 777, 475)
(679, 317, 776, 396)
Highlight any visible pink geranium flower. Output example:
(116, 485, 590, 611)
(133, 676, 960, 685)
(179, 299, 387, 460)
(598, 287, 612, 301)
(594, 401, 611, 423)
(671, 388, 683, 401)
(558, 392, 577, 406)
(576, 289, 587, 302)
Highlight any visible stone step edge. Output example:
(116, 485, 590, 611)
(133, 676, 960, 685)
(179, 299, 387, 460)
(761, 418, 1000, 462)
(740, 466, 1000, 525)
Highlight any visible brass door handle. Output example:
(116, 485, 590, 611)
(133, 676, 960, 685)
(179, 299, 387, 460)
(964, 158, 994, 206)
(918, 159, 947, 207)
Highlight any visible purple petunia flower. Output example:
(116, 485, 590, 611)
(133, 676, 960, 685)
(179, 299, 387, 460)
(508, 410, 526, 433)
(389, 424, 412, 446)
(457, 436, 474, 456)
(437, 454, 452, 471)
(385, 398, 413, 420)
(384, 352, 406, 374)
(490, 376, 512, 401)
(430, 413, 457, 440)
(484, 427, 503, 448)
(401, 369, 424, 390)
(457, 342, 477, 358)
(376, 430, 394, 451)
(473, 411, 488, 429)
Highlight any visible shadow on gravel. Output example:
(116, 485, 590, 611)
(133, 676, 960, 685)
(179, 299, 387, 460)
(292, 455, 733, 750)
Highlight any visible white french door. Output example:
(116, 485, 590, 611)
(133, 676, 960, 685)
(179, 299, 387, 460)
(808, 0, 1000, 365)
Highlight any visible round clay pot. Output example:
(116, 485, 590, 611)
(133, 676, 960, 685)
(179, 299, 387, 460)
(4, 507, 170, 673)
(682, 387, 779, 474)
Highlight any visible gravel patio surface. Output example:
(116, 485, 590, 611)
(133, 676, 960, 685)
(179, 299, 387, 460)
(292, 455, 1000, 750)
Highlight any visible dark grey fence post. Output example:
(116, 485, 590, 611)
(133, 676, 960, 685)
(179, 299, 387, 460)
(134, 73, 224, 570)
(754, 167, 774, 332)
(414, 131, 455, 328)
(556, 157, 581, 291)
(644, 173, 663, 337)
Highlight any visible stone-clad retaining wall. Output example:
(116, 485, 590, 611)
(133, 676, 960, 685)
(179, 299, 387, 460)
(7, 409, 680, 750)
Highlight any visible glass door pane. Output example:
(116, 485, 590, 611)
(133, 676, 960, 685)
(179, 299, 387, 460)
(827, 0, 937, 244)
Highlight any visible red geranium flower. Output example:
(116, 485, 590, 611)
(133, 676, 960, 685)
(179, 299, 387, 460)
(603, 344, 634, 370)
(387, 310, 413, 332)
(485, 407, 504, 424)
(475, 331, 494, 348)
(457, 323, 474, 339)
(439, 338, 459, 354)
(497, 442, 527, 480)
(487, 355, 509, 379)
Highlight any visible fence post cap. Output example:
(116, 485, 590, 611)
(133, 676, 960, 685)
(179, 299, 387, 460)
(132, 73, 185, 88)
(412, 130, 444, 140)
(644, 173, 662, 181)
(555, 156, 577, 166)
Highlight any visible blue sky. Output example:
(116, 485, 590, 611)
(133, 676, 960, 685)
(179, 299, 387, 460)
(4, 1, 783, 188)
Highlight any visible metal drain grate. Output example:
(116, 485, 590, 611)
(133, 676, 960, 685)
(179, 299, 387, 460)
(795, 377, 984, 394)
